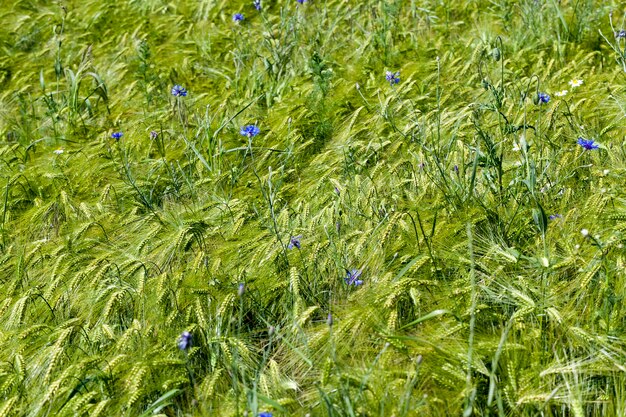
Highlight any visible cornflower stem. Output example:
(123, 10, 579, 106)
(252, 325, 275, 416)
(354, 342, 389, 405)
(1, 178, 9, 249)
(485, 317, 514, 415)
(176, 96, 204, 201)
(246, 137, 289, 259)
(463, 222, 477, 417)
(234, 289, 245, 416)
(436, 56, 441, 149)
(183, 351, 197, 403)
(414, 208, 436, 268)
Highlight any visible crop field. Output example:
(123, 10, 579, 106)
(2, 0, 626, 416)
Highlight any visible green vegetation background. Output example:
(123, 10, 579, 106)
(1, 0, 626, 416)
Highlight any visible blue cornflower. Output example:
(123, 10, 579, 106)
(238, 283, 245, 296)
(549, 214, 563, 220)
(296, 0, 307, 3)
(177, 331, 192, 351)
(233, 13, 244, 22)
(287, 235, 302, 250)
(253, 0, 261, 10)
(345, 269, 363, 286)
(259, 412, 273, 417)
(615, 30, 626, 39)
(385, 70, 400, 86)
(537, 92, 550, 104)
(577, 137, 599, 150)
(240, 124, 260, 137)
(171, 85, 187, 97)
(111, 132, 123, 140)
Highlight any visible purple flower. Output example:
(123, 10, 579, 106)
(259, 413, 273, 417)
(240, 124, 260, 137)
(238, 283, 245, 296)
(111, 132, 123, 140)
(577, 137, 599, 150)
(150, 131, 158, 139)
(537, 92, 550, 104)
(233, 13, 244, 22)
(287, 235, 302, 250)
(171, 85, 187, 97)
(549, 214, 562, 220)
(615, 30, 626, 39)
(253, 0, 261, 10)
(385, 71, 400, 86)
(345, 269, 363, 286)
(178, 331, 192, 351)
(296, 0, 307, 3)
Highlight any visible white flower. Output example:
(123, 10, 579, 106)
(603, 169, 610, 175)
(53, 148, 64, 154)
(519, 134, 527, 151)
(581, 228, 589, 237)
(554, 90, 568, 97)
(512, 142, 521, 151)
(568, 79, 583, 88)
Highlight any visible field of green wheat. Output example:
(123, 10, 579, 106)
(3, 0, 626, 416)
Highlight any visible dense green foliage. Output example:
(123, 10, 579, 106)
(2, 0, 626, 415)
